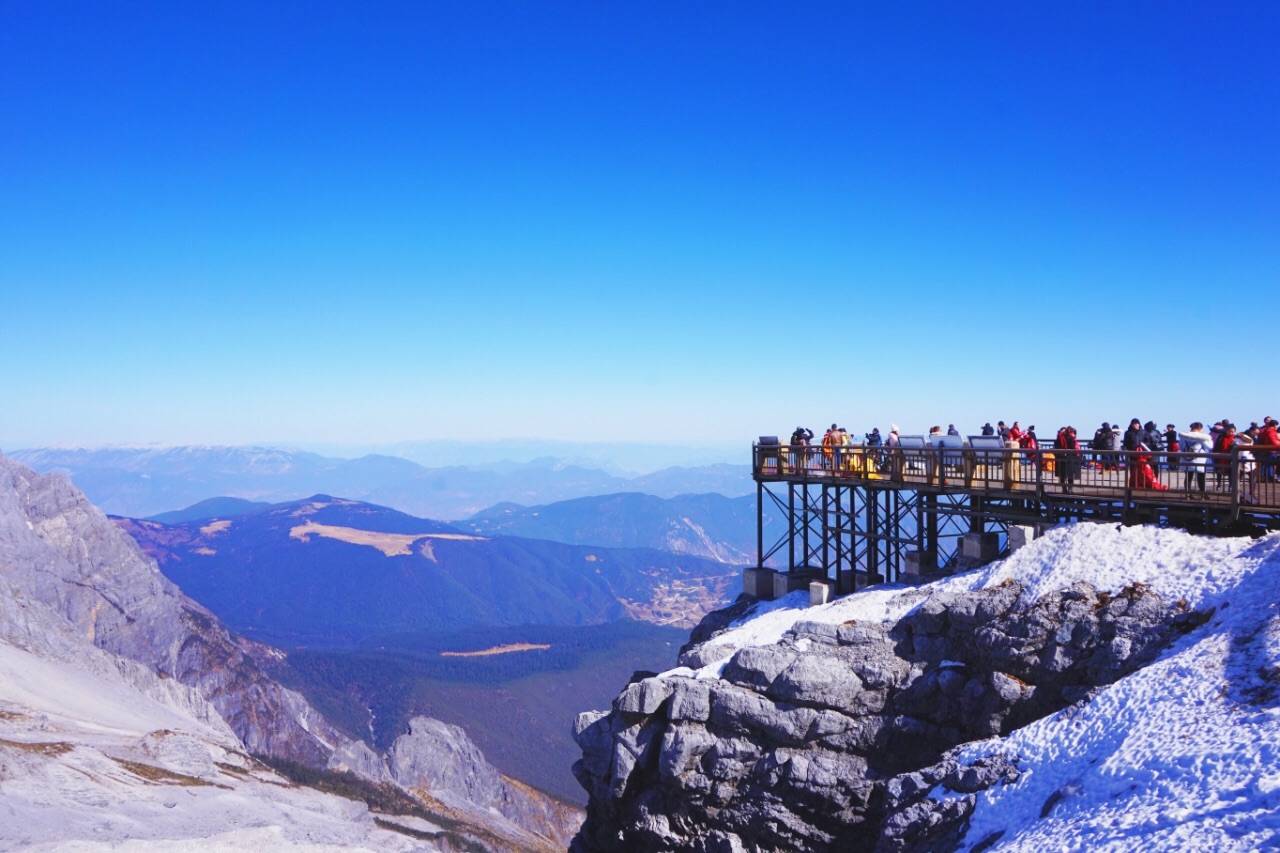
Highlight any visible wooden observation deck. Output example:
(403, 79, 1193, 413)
(750, 439, 1280, 599)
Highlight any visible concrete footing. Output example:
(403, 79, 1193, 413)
(743, 567, 831, 601)
(773, 570, 813, 599)
(743, 567, 776, 599)
(961, 532, 1001, 562)
(904, 549, 938, 577)
(809, 580, 833, 607)
(1008, 525, 1038, 552)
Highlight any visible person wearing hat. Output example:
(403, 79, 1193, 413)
(1123, 419, 1143, 453)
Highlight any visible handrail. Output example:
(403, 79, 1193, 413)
(752, 441, 1280, 516)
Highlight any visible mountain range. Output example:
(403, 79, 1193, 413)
(458, 491, 767, 565)
(113, 493, 746, 802)
(0, 452, 578, 850)
(116, 495, 741, 645)
(10, 445, 754, 519)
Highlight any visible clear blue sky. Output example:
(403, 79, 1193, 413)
(2, 2, 1276, 449)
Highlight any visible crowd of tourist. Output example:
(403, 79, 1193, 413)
(776, 416, 1280, 506)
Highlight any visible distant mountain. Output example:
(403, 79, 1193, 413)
(458, 491, 769, 565)
(630, 463, 753, 499)
(298, 439, 742, 476)
(149, 495, 273, 524)
(13, 445, 753, 519)
(116, 495, 741, 646)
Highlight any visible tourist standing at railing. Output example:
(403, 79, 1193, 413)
(1238, 427, 1259, 505)
(1179, 423, 1213, 499)
(1008, 422, 1024, 444)
(790, 426, 813, 472)
(1123, 419, 1143, 452)
(821, 424, 838, 470)
(835, 426, 850, 471)
(1054, 426, 1081, 493)
(948, 424, 960, 437)
(997, 421, 1009, 441)
(1141, 422, 1165, 474)
(1164, 424, 1180, 474)
(1093, 422, 1118, 471)
(1209, 421, 1226, 456)
(981, 422, 995, 436)
(1212, 423, 1237, 491)
(1019, 426, 1040, 467)
(1257, 418, 1280, 483)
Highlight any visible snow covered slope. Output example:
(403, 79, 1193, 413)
(0, 580, 437, 851)
(574, 523, 1280, 852)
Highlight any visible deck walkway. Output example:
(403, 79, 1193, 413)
(753, 443, 1280, 523)
(748, 441, 1280, 595)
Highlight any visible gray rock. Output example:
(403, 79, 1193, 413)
(616, 676, 675, 715)
(572, 548, 1208, 852)
(668, 677, 712, 722)
(721, 645, 797, 692)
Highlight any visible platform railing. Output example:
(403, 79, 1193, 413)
(753, 442, 1280, 514)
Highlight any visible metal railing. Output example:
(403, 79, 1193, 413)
(753, 442, 1280, 517)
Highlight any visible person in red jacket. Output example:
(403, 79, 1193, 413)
(1213, 423, 1237, 491)
(1129, 439, 1169, 491)
(1019, 426, 1040, 470)
(1257, 417, 1280, 483)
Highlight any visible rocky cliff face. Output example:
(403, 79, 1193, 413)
(0, 454, 579, 849)
(0, 454, 341, 766)
(571, 574, 1208, 851)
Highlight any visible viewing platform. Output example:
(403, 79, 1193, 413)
(748, 438, 1280, 602)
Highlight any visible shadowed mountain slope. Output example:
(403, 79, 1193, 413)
(116, 495, 741, 646)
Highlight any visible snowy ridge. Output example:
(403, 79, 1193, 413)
(0, 597, 433, 852)
(670, 523, 1280, 851)
(667, 523, 1271, 680)
(948, 531, 1280, 851)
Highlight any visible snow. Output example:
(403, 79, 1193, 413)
(664, 521, 1280, 851)
(0, 625, 437, 852)
(949, 529, 1280, 852)
(667, 522, 1271, 679)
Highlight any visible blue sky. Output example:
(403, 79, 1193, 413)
(2, 2, 1276, 450)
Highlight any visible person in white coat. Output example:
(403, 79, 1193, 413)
(1178, 422, 1213, 498)
(1237, 428, 1258, 505)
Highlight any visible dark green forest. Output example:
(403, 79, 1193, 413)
(272, 619, 689, 803)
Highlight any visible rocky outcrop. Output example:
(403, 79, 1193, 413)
(387, 717, 583, 850)
(572, 578, 1209, 852)
(0, 454, 341, 765)
(0, 450, 345, 763)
